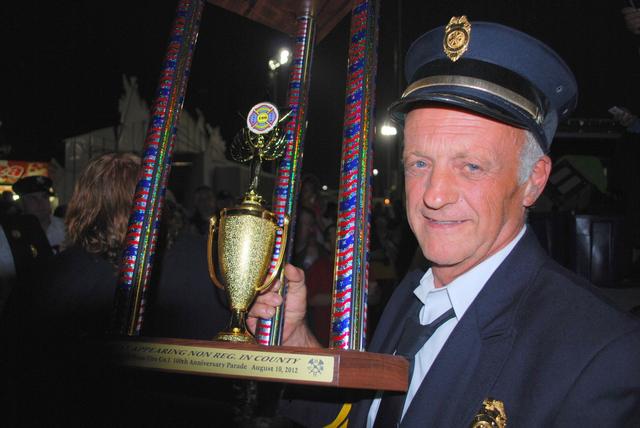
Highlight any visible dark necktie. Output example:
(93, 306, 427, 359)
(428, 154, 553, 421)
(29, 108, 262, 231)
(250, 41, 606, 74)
(373, 302, 456, 428)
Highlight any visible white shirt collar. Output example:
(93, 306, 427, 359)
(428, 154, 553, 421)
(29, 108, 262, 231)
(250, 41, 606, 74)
(414, 226, 526, 321)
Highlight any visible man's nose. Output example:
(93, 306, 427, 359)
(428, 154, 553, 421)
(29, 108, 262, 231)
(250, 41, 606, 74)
(422, 166, 458, 209)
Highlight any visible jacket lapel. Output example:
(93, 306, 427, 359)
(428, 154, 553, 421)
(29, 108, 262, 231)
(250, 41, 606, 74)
(368, 269, 425, 354)
(401, 229, 546, 427)
(400, 309, 515, 427)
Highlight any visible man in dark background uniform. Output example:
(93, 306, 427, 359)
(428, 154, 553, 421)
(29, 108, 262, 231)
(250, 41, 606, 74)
(0, 177, 55, 316)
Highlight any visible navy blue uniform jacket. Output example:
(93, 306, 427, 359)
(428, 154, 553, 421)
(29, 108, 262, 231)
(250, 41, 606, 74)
(281, 229, 640, 427)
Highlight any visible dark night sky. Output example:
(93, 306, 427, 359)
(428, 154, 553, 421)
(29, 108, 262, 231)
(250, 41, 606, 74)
(1, 0, 638, 190)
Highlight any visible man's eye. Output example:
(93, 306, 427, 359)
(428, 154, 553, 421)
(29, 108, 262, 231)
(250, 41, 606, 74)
(404, 159, 429, 175)
(465, 163, 481, 172)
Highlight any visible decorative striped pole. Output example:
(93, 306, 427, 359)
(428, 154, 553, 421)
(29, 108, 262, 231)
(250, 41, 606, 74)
(110, 0, 204, 336)
(255, 1, 317, 346)
(330, 0, 380, 351)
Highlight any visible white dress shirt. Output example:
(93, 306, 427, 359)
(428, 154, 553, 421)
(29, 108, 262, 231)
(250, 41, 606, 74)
(46, 215, 66, 252)
(367, 226, 526, 427)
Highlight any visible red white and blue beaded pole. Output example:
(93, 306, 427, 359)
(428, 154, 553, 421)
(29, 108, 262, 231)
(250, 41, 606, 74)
(255, 1, 317, 346)
(330, 0, 380, 351)
(111, 0, 204, 336)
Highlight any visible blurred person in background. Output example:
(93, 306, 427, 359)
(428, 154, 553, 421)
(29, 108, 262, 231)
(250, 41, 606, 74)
(622, 4, 640, 36)
(27, 152, 228, 340)
(38, 153, 142, 337)
(0, 181, 54, 318)
(611, 4, 640, 132)
(0, 211, 52, 318)
(215, 189, 236, 211)
(13, 175, 65, 253)
(188, 185, 217, 235)
(305, 222, 336, 347)
(292, 207, 325, 270)
(0, 190, 19, 217)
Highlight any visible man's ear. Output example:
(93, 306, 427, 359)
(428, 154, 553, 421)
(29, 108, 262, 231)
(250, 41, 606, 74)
(523, 155, 551, 207)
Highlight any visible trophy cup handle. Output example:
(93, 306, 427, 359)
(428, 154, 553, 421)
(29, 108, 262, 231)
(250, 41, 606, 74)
(256, 215, 289, 293)
(207, 216, 225, 290)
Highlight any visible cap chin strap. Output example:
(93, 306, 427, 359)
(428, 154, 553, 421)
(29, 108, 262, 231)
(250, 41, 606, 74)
(403, 75, 543, 124)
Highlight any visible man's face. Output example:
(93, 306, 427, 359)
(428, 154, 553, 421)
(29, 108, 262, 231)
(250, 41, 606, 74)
(20, 191, 52, 223)
(403, 107, 541, 284)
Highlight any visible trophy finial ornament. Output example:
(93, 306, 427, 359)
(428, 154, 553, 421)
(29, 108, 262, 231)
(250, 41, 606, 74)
(208, 102, 291, 343)
(230, 102, 292, 197)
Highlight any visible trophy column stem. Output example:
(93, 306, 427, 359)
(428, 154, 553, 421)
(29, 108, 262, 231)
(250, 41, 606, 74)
(249, 155, 263, 193)
(256, 1, 318, 346)
(110, 0, 204, 336)
(230, 308, 247, 333)
(216, 308, 254, 343)
(330, 0, 380, 351)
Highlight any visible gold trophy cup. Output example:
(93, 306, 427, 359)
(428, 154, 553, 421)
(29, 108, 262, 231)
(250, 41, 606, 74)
(207, 102, 291, 343)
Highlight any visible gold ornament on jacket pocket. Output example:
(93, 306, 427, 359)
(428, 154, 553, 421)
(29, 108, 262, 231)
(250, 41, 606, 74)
(470, 398, 507, 428)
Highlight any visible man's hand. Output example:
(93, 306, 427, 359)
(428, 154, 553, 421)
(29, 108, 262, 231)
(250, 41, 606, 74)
(247, 263, 321, 348)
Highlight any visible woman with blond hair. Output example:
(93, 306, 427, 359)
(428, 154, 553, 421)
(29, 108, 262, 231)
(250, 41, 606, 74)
(65, 152, 141, 265)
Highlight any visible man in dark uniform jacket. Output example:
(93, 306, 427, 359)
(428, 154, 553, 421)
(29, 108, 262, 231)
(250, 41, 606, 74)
(1, 215, 53, 279)
(0, 198, 54, 426)
(0, 175, 56, 315)
(0, 210, 53, 316)
(248, 17, 640, 427)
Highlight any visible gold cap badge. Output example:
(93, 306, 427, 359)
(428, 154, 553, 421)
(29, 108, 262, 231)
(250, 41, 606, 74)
(471, 398, 507, 428)
(443, 15, 471, 62)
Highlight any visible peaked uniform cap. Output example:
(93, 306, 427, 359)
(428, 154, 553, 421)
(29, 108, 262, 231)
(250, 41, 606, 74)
(389, 19, 578, 152)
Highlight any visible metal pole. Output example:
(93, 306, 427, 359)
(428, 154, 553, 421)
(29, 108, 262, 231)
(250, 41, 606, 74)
(255, 1, 317, 346)
(110, 0, 204, 336)
(330, 0, 380, 351)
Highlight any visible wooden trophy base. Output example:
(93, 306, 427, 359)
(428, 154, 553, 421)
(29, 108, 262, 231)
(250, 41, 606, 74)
(108, 336, 408, 392)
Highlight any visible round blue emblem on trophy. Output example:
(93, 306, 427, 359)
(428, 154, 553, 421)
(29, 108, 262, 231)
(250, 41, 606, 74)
(247, 102, 279, 135)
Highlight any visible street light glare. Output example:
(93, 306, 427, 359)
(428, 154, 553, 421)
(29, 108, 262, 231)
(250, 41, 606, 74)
(279, 48, 291, 65)
(372, 168, 379, 176)
(268, 59, 279, 71)
(380, 124, 397, 136)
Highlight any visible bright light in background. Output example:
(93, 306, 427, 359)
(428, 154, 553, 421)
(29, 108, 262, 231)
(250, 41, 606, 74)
(269, 48, 291, 71)
(372, 168, 379, 176)
(321, 185, 328, 191)
(380, 123, 397, 136)
(279, 48, 291, 65)
(12, 194, 19, 201)
(384, 198, 391, 205)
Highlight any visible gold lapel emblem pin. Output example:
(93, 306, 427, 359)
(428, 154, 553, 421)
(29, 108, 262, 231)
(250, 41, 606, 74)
(443, 15, 471, 62)
(471, 398, 507, 428)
